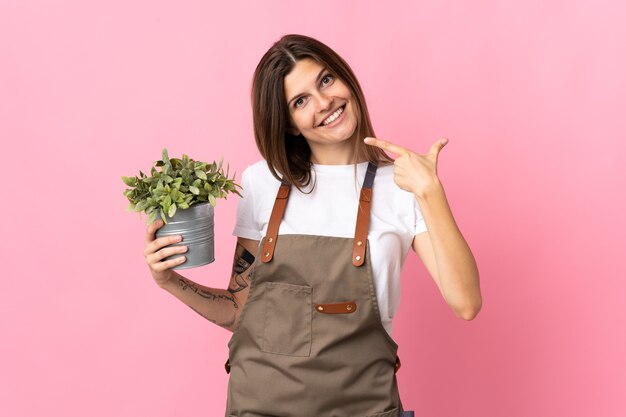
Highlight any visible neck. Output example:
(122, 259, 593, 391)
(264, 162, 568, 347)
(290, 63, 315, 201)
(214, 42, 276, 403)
(307, 136, 366, 165)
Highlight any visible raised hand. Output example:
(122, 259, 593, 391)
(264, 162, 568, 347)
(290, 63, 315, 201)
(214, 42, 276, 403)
(363, 136, 448, 198)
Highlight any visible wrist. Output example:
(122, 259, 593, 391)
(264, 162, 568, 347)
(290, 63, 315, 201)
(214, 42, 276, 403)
(158, 270, 180, 291)
(413, 177, 443, 202)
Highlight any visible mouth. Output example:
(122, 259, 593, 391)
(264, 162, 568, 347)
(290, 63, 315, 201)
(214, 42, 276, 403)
(318, 104, 346, 127)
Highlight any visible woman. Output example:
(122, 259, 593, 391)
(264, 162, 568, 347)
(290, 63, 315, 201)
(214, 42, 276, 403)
(143, 34, 481, 417)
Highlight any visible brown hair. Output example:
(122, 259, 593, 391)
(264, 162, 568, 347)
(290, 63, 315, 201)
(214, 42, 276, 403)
(251, 34, 393, 192)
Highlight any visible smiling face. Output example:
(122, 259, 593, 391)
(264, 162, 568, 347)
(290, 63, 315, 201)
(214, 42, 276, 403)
(284, 58, 359, 160)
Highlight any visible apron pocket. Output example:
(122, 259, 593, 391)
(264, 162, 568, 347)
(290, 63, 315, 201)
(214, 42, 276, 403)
(261, 282, 312, 357)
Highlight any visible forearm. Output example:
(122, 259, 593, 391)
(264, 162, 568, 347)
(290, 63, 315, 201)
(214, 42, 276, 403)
(159, 271, 239, 331)
(415, 180, 482, 317)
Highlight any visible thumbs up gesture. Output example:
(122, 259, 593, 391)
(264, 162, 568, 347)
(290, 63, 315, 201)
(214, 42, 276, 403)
(363, 136, 448, 198)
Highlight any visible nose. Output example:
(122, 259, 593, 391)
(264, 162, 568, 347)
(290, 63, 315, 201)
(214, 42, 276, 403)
(315, 92, 333, 113)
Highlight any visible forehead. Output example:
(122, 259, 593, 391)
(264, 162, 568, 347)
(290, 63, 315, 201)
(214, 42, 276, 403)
(284, 58, 326, 99)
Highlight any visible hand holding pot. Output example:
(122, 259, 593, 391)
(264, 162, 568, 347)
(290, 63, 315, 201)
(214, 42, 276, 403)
(144, 220, 188, 287)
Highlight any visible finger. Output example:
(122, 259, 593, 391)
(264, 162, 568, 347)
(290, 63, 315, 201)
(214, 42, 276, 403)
(151, 255, 187, 273)
(148, 244, 188, 264)
(144, 234, 183, 257)
(428, 137, 449, 161)
(145, 219, 163, 244)
(363, 137, 408, 156)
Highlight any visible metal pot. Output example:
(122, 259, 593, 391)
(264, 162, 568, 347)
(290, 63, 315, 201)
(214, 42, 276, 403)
(154, 201, 215, 269)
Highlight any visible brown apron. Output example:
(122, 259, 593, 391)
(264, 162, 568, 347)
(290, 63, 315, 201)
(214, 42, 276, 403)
(225, 163, 412, 417)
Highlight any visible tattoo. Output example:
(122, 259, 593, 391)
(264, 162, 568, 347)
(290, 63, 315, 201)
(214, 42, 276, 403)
(178, 277, 239, 309)
(178, 243, 256, 331)
(227, 243, 255, 294)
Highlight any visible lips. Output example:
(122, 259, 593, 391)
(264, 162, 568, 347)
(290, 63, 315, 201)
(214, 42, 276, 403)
(318, 104, 346, 127)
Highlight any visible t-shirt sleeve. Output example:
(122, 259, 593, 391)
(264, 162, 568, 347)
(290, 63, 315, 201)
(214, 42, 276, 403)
(232, 167, 263, 241)
(414, 198, 428, 235)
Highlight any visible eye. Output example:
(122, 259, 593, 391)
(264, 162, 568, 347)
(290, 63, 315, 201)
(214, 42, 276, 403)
(321, 74, 334, 86)
(294, 97, 306, 108)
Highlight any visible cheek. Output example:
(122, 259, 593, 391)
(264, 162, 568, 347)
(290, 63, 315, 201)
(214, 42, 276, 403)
(294, 109, 315, 130)
(348, 102, 359, 123)
(291, 114, 304, 130)
(288, 111, 302, 128)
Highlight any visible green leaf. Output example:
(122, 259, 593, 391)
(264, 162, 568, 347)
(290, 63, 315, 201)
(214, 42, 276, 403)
(136, 200, 149, 212)
(195, 169, 207, 180)
(170, 189, 179, 201)
(208, 193, 216, 206)
(160, 208, 168, 224)
(168, 203, 177, 217)
(121, 176, 136, 186)
(171, 158, 182, 170)
(147, 211, 157, 224)
(189, 185, 200, 195)
(163, 195, 171, 212)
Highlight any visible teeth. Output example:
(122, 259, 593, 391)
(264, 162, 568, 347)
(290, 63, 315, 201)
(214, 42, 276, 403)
(322, 106, 344, 126)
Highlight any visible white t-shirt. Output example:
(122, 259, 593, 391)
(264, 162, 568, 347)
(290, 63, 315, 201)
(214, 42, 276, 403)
(232, 159, 428, 335)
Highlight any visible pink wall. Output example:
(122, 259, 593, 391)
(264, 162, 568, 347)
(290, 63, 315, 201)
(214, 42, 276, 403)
(2, 1, 625, 416)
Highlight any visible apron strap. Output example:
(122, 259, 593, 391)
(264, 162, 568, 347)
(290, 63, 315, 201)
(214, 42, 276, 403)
(262, 162, 378, 265)
(261, 180, 290, 263)
(352, 162, 378, 266)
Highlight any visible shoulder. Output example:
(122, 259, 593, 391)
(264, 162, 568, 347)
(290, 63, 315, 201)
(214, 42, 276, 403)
(373, 163, 416, 205)
(372, 163, 398, 190)
(240, 159, 281, 197)
(374, 162, 394, 177)
(242, 159, 271, 178)
(241, 159, 278, 184)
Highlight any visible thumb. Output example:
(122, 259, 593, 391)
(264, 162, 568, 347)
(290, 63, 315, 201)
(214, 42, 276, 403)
(428, 137, 449, 162)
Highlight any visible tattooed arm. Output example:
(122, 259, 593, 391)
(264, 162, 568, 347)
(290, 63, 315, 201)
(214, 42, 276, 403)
(157, 237, 259, 332)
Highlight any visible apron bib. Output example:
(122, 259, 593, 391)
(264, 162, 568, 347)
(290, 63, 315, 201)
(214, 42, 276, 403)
(225, 163, 413, 417)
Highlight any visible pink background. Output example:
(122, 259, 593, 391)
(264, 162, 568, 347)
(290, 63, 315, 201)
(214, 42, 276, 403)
(2, 1, 625, 416)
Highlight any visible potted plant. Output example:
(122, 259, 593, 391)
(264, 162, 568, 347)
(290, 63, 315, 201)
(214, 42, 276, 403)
(122, 148, 242, 269)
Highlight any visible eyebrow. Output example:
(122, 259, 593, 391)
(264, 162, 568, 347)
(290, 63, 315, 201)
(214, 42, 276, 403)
(287, 67, 327, 106)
